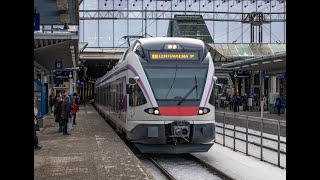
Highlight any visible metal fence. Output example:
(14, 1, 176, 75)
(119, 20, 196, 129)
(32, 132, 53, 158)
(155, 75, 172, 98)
(214, 112, 286, 169)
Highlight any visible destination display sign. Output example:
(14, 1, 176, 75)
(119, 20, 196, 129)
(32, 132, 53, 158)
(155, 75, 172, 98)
(150, 52, 199, 60)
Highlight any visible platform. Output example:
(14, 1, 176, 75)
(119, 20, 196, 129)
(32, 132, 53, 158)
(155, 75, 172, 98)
(34, 102, 153, 179)
(216, 107, 286, 121)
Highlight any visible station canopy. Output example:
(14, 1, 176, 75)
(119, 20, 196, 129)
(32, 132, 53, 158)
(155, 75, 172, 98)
(34, 33, 79, 70)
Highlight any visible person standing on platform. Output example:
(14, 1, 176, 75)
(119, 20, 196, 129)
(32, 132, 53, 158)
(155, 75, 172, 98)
(263, 95, 267, 111)
(61, 95, 71, 135)
(71, 97, 78, 125)
(236, 93, 240, 112)
(49, 94, 55, 115)
(275, 96, 282, 116)
(242, 93, 248, 111)
(232, 94, 238, 112)
(73, 93, 79, 111)
(54, 96, 63, 132)
(34, 99, 42, 150)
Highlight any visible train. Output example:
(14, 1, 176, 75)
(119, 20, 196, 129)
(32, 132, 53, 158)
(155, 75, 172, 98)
(94, 37, 217, 154)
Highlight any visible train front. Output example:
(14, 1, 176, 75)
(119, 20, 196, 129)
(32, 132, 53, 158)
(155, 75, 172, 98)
(129, 38, 216, 154)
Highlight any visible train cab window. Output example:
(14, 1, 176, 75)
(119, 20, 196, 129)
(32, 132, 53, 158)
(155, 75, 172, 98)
(129, 85, 147, 107)
(133, 43, 145, 59)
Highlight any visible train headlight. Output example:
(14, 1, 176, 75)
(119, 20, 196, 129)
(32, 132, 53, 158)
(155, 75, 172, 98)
(164, 44, 182, 50)
(144, 108, 160, 115)
(148, 108, 154, 114)
(198, 107, 210, 115)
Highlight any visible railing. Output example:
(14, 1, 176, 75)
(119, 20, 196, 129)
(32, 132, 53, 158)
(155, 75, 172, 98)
(214, 112, 286, 169)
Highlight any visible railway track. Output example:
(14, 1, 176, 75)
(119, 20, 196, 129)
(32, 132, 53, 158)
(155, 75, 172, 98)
(145, 154, 234, 180)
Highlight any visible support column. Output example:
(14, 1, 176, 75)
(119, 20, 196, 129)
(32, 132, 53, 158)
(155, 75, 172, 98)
(259, 71, 264, 117)
(235, 78, 238, 94)
(69, 77, 73, 96)
(269, 75, 278, 113)
(92, 83, 95, 99)
(270, 76, 277, 93)
(40, 71, 45, 83)
(85, 82, 87, 99)
(250, 71, 254, 97)
(241, 78, 245, 96)
(73, 70, 77, 93)
(34, 68, 37, 79)
(91, 83, 94, 98)
(89, 82, 90, 98)
(259, 71, 264, 98)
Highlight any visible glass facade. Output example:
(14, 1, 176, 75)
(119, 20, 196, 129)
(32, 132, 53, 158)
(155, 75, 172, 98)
(80, 0, 286, 48)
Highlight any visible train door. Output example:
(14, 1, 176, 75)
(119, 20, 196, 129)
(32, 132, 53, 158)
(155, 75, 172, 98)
(128, 83, 147, 120)
(119, 82, 127, 123)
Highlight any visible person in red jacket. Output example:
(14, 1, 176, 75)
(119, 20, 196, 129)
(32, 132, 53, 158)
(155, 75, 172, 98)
(72, 98, 78, 125)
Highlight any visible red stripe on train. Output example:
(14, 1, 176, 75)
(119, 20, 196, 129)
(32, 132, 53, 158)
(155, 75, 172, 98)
(159, 106, 198, 116)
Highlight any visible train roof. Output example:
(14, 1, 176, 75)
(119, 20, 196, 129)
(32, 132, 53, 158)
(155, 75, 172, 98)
(138, 37, 205, 50)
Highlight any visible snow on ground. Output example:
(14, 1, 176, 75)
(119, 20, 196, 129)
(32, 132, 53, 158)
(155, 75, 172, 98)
(192, 144, 286, 180)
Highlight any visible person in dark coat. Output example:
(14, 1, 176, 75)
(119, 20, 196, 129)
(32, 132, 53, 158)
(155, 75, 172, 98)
(49, 94, 55, 114)
(275, 96, 282, 116)
(232, 94, 238, 112)
(242, 93, 248, 111)
(54, 96, 63, 132)
(236, 93, 241, 112)
(61, 96, 71, 135)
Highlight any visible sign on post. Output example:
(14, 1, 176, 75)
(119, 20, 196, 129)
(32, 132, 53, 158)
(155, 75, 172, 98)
(263, 71, 269, 78)
(55, 61, 63, 69)
(277, 72, 286, 79)
(250, 88, 254, 97)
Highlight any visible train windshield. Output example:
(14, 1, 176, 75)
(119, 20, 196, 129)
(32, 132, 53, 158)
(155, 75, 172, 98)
(144, 67, 207, 101)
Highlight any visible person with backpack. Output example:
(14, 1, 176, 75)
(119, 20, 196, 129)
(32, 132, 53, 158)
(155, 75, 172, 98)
(275, 96, 282, 116)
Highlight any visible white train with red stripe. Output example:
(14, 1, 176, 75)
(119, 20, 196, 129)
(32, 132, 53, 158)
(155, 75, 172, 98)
(94, 37, 217, 153)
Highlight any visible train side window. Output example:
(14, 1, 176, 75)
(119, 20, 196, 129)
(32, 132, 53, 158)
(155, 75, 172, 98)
(129, 85, 147, 107)
(208, 86, 216, 106)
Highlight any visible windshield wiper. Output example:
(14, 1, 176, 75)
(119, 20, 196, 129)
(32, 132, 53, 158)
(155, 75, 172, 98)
(177, 75, 198, 106)
(165, 63, 178, 98)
